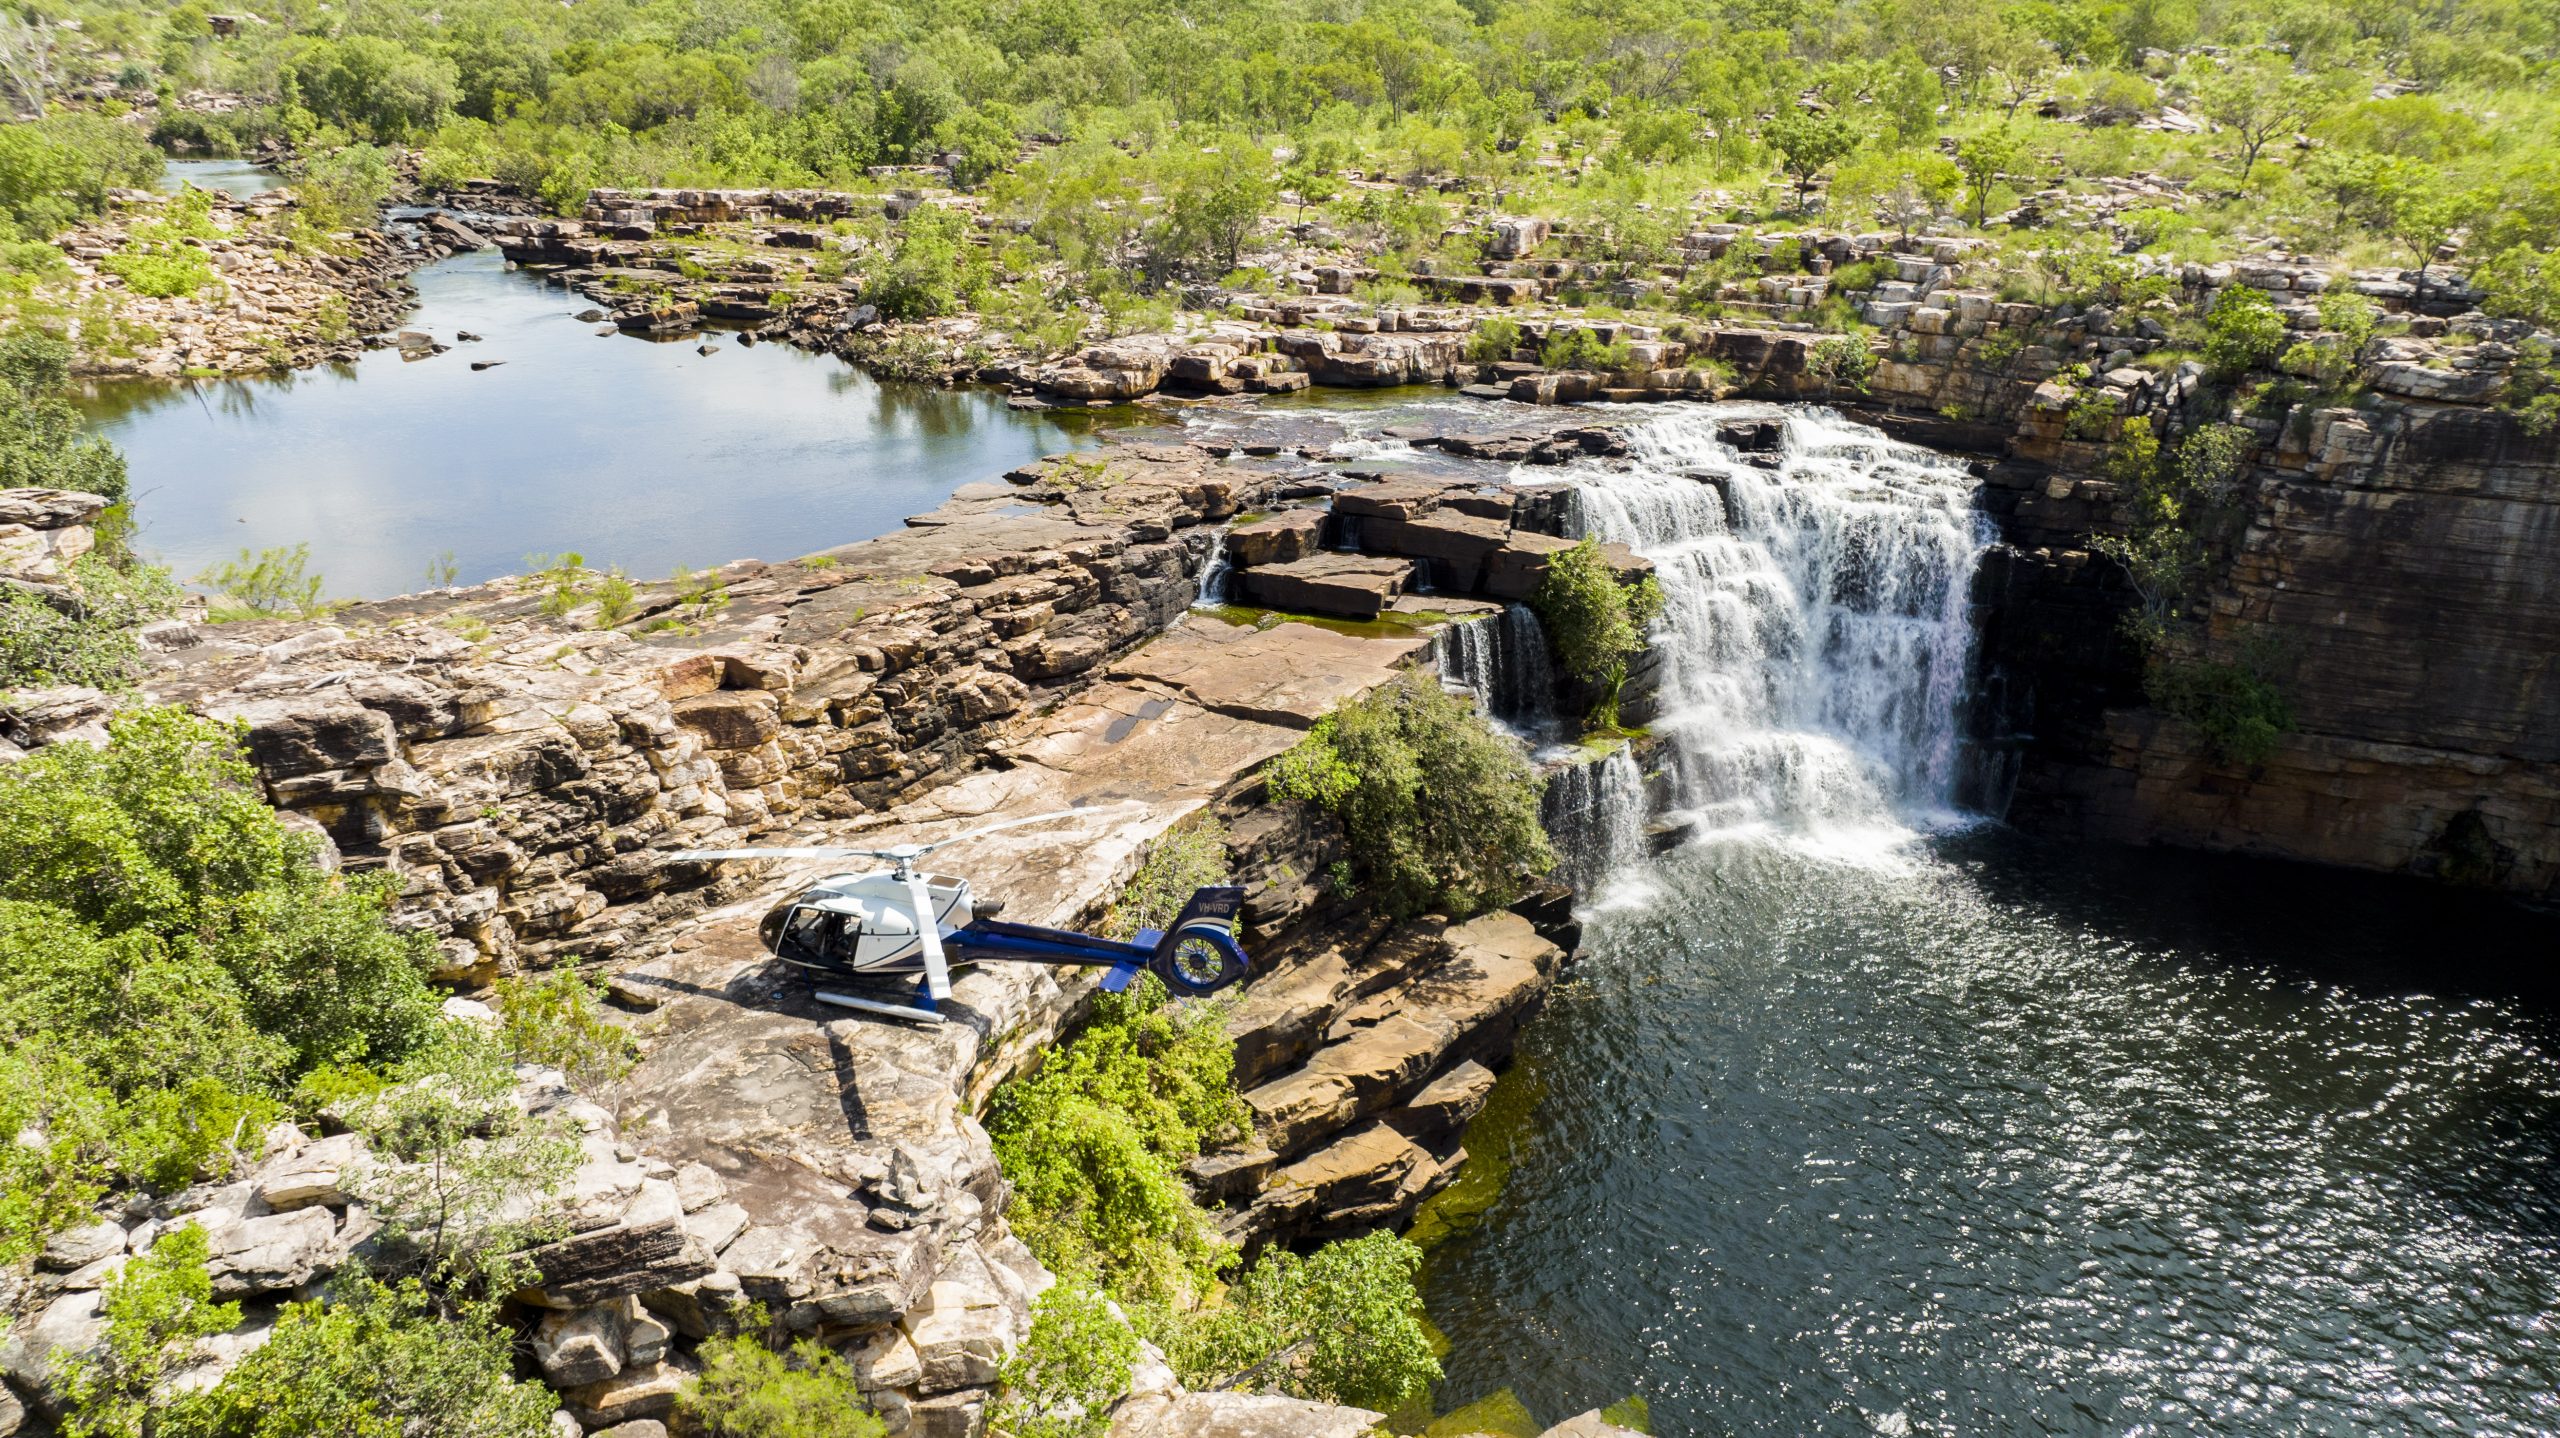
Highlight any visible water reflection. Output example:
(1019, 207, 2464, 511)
(78, 251, 1101, 598)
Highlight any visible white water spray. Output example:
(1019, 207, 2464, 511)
(1565, 407, 1989, 845)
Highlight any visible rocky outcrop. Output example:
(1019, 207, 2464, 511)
(59, 188, 428, 379)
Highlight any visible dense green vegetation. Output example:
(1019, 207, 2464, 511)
(0, 704, 609, 1434)
(1266, 669, 1553, 918)
(2, 0, 2555, 338)
(986, 971, 1442, 1425)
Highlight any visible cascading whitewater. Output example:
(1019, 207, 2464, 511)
(1566, 407, 1989, 838)
(1542, 743, 1649, 890)
(1434, 604, 1561, 739)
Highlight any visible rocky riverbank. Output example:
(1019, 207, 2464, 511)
(54, 182, 479, 379)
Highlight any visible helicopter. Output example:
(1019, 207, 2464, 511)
(667, 803, 1250, 1023)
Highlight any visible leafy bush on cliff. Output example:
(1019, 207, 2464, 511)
(1531, 538, 1667, 728)
(986, 974, 1247, 1303)
(995, 1285, 1141, 1438)
(1101, 817, 1231, 941)
(0, 708, 442, 1259)
(678, 1325, 886, 1438)
(2202, 285, 2287, 378)
(87, 1250, 559, 1438)
(1146, 1230, 1442, 1413)
(2146, 646, 2295, 767)
(1265, 670, 1553, 920)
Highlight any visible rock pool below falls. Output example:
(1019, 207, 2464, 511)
(78, 248, 1098, 598)
(1405, 405, 2560, 1437)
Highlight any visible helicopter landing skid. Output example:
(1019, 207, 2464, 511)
(812, 950, 1156, 1024)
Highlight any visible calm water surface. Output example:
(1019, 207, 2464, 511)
(154, 158, 285, 198)
(80, 250, 1097, 598)
(1423, 828, 2560, 1436)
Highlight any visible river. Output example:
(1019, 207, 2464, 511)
(80, 231, 1097, 600)
(1411, 407, 2560, 1437)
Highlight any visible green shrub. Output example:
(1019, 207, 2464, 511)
(2202, 285, 2287, 377)
(158, 1267, 560, 1438)
(492, 969, 639, 1091)
(0, 1047, 118, 1266)
(867, 205, 977, 320)
(1539, 326, 1632, 373)
(1145, 1231, 1441, 1413)
(197, 544, 332, 621)
(1263, 670, 1553, 919)
(1465, 315, 1522, 364)
(995, 1285, 1140, 1438)
(0, 554, 179, 690)
(678, 1327, 886, 1438)
(1100, 818, 1230, 941)
(0, 708, 441, 1075)
(0, 332, 131, 501)
(57, 1222, 242, 1438)
(1530, 537, 1667, 726)
(985, 975, 1247, 1304)
(2145, 648, 2294, 766)
(1807, 332, 1876, 390)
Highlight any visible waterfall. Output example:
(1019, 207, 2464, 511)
(1543, 743, 1649, 891)
(1564, 407, 1989, 843)
(1435, 604, 1561, 739)
(1192, 525, 1232, 609)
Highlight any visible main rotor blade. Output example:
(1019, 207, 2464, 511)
(911, 800, 1148, 855)
(664, 847, 896, 862)
(907, 869, 952, 1003)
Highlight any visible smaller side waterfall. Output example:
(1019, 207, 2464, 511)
(1191, 525, 1233, 609)
(1542, 744, 1649, 892)
(1434, 605, 1562, 739)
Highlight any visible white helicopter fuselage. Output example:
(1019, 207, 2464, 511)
(764, 870, 976, 973)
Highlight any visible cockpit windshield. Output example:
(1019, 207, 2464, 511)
(775, 906, 849, 966)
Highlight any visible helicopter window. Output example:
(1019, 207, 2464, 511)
(776, 907, 846, 965)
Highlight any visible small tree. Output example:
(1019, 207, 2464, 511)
(344, 1023, 581, 1292)
(993, 1286, 1139, 1438)
(2200, 285, 2287, 377)
(1529, 537, 1667, 724)
(1763, 109, 1861, 210)
(162, 1267, 558, 1438)
(2191, 54, 2330, 182)
(1954, 127, 2023, 227)
(679, 1325, 886, 1438)
(1149, 1232, 1442, 1413)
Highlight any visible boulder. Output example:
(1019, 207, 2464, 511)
(1234, 554, 1413, 621)
(533, 1304, 625, 1388)
(1225, 510, 1325, 569)
(563, 1354, 697, 1429)
(1538, 1412, 1648, 1438)
(201, 1207, 340, 1297)
(1110, 1391, 1383, 1438)
(252, 1132, 363, 1211)
(0, 1289, 106, 1403)
(37, 1219, 126, 1272)
(1355, 512, 1513, 592)
(1480, 531, 1578, 601)
(0, 489, 108, 530)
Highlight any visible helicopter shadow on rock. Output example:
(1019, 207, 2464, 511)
(614, 945, 998, 1150)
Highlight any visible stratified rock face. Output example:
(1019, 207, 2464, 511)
(11, 452, 1270, 977)
(1996, 391, 2560, 897)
